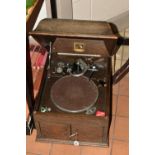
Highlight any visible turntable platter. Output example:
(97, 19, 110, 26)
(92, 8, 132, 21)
(50, 75, 98, 113)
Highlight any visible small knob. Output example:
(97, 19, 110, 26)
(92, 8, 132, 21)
(56, 67, 63, 73)
(74, 140, 79, 146)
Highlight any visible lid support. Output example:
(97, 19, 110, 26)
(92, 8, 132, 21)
(47, 41, 52, 78)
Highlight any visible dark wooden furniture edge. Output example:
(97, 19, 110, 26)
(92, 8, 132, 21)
(113, 37, 129, 84)
(26, 0, 44, 33)
(113, 59, 129, 84)
(50, 0, 57, 18)
(26, 0, 44, 135)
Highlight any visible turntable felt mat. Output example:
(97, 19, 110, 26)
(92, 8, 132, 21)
(50, 75, 98, 113)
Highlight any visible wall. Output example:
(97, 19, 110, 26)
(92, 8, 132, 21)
(72, 0, 128, 21)
(56, 0, 73, 19)
(56, 0, 129, 30)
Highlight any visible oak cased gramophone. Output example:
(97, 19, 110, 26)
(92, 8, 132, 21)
(29, 19, 128, 147)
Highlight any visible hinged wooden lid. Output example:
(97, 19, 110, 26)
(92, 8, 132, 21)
(52, 38, 110, 57)
(29, 18, 119, 56)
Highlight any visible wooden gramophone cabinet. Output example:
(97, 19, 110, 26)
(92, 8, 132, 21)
(29, 18, 129, 147)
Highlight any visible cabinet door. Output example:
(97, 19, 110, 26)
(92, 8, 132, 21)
(39, 122, 70, 140)
(71, 124, 104, 143)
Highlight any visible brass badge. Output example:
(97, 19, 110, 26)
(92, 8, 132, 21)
(74, 42, 85, 52)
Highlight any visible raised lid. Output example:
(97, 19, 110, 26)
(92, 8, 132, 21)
(30, 18, 118, 38)
(29, 18, 119, 56)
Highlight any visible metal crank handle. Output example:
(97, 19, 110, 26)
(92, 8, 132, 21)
(69, 132, 78, 138)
